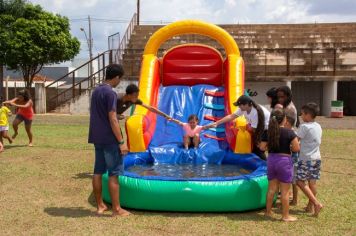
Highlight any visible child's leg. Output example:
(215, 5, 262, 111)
(297, 180, 323, 216)
(280, 182, 297, 222)
(24, 123, 33, 146)
(265, 179, 279, 216)
(0, 132, 3, 144)
(12, 118, 22, 139)
(306, 180, 317, 212)
(2, 130, 12, 144)
(193, 134, 200, 148)
(183, 136, 190, 149)
(291, 184, 298, 205)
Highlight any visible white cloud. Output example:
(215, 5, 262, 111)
(28, 0, 356, 59)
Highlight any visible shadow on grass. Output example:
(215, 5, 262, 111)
(324, 157, 356, 162)
(44, 207, 106, 218)
(130, 209, 270, 221)
(4, 144, 28, 149)
(73, 172, 93, 179)
(88, 191, 97, 207)
(323, 170, 356, 176)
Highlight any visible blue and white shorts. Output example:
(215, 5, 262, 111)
(296, 160, 321, 181)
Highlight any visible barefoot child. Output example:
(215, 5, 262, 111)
(259, 109, 300, 222)
(296, 103, 323, 217)
(0, 97, 13, 146)
(4, 90, 34, 146)
(284, 111, 299, 206)
(170, 115, 204, 149)
(88, 64, 130, 217)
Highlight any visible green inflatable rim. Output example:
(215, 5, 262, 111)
(102, 174, 269, 212)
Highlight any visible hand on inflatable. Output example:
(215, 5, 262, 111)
(120, 143, 129, 155)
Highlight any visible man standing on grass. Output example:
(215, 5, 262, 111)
(88, 64, 130, 217)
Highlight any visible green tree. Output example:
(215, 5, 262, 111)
(0, 1, 80, 89)
(0, 0, 27, 94)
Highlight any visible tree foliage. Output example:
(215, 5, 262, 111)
(0, 1, 80, 88)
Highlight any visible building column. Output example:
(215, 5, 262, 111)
(35, 82, 46, 114)
(322, 80, 337, 116)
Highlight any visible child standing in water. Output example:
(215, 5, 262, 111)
(170, 115, 204, 149)
(4, 90, 34, 146)
(0, 97, 13, 146)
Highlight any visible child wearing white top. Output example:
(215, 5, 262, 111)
(296, 103, 323, 217)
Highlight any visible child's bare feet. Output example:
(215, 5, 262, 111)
(112, 208, 131, 217)
(290, 200, 297, 206)
(264, 211, 273, 218)
(282, 216, 297, 222)
(313, 203, 323, 217)
(96, 204, 108, 216)
(28, 143, 33, 147)
(8, 138, 13, 144)
(305, 202, 314, 213)
(12, 132, 18, 139)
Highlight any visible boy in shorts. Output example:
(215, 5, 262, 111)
(296, 103, 323, 216)
(88, 64, 130, 217)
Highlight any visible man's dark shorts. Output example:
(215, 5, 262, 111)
(94, 144, 123, 176)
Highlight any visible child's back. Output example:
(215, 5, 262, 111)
(297, 121, 322, 161)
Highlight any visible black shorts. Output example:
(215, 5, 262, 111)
(15, 114, 32, 125)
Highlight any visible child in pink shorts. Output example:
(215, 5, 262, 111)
(170, 114, 204, 149)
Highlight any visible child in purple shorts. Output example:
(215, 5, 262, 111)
(296, 103, 323, 217)
(259, 109, 300, 222)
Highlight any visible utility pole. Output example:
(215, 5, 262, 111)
(137, 0, 140, 25)
(88, 15, 93, 75)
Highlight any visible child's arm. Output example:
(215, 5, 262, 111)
(3, 98, 18, 105)
(139, 103, 171, 119)
(204, 113, 238, 129)
(290, 137, 300, 153)
(108, 111, 127, 154)
(10, 100, 32, 108)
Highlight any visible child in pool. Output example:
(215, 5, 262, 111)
(170, 114, 205, 149)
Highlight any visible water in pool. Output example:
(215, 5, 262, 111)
(127, 164, 252, 178)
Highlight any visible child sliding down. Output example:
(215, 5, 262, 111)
(170, 115, 205, 149)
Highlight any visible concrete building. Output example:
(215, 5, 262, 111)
(120, 23, 356, 116)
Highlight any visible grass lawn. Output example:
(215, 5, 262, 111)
(0, 115, 355, 235)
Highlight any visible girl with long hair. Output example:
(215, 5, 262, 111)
(4, 89, 34, 146)
(204, 95, 270, 159)
(259, 109, 300, 222)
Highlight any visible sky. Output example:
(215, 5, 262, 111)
(29, 0, 356, 60)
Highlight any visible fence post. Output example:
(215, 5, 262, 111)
(333, 48, 336, 76)
(286, 49, 290, 76)
(35, 82, 46, 114)
(72, 73, 75, 99)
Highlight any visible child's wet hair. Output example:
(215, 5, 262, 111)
(301, 103, 319, 119)
(188, 114, 199, 122)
